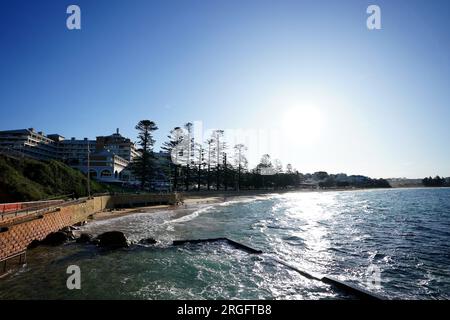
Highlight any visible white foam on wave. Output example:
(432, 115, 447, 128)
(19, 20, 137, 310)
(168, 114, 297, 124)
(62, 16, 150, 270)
(217, 195, 267, 207)
(167, 205, 215, 223)
(167, 196, 263, 224)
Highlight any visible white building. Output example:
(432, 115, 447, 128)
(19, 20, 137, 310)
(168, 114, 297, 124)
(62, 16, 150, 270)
(0, 128, 140, 183)
(72, 150, 136, 183)
(0, 128, 58, 160)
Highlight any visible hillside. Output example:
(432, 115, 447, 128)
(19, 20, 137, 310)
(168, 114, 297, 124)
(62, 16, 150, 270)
(0, 155, 107, 203)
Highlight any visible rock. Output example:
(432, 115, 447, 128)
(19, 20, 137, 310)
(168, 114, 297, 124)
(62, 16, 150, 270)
(67, 231, 77, 240)
(41, 232, 69, 246)
(139, 238, 157, 245)
(60, 226, 72, 233)
(27, 239, 41, 249)
(76, 233, 93, 244)
(58, 227, 76, 240)
(97, 231, 129, 248)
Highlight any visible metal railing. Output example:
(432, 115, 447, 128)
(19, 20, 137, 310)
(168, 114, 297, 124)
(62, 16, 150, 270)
(0, 250, 27, 275)
(0, 197, 88, 223)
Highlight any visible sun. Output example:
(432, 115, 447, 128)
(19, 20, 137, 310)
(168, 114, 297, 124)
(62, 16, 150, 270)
(280, 106, 323, 145)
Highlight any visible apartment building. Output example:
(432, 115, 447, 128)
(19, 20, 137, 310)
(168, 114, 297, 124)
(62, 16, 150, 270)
(56, 137, 96, 166)
(0, 128, 58, 160)
(72, 149, 135, 182)
(95, 129, 140, 161)
(0, 128, 140, 183)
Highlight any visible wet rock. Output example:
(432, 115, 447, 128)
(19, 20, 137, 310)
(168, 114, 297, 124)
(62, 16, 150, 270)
(74, 221, 87, 227)
(59, 227, 76, 240)
(138, 238, 157, 245)
(97, 231, 129, 249)
(27, 239, 41, 249)
(41, 232, 69, 246)
(76, 233, 93, 244)
(67, 231, 77, 240)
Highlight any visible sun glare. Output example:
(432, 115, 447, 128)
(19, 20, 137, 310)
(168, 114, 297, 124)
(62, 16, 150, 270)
(280, 106, 323, 144)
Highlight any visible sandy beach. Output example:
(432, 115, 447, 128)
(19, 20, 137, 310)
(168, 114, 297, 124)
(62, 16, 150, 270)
(88, 187, 383, 223)
(88, 187, 321, 223)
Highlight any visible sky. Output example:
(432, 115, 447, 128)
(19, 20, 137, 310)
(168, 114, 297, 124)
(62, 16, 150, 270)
(0, 0, 449, 178)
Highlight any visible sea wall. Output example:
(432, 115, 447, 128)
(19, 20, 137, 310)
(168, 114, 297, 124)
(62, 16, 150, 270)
(0, 200, 65, 214)
(0, 193, 181, 260)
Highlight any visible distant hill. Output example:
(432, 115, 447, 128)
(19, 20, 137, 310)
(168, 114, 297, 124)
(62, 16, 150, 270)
(0, 155, 107, 203)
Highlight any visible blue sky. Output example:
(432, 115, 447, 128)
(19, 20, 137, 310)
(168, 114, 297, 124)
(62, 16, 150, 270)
(0, 0, 449, 178)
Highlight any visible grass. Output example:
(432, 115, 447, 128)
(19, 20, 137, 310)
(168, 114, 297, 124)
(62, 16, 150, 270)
(0, 155, 108, 203)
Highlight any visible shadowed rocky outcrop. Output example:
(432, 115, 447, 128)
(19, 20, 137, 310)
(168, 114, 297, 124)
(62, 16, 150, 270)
(96, 231, 129, 249)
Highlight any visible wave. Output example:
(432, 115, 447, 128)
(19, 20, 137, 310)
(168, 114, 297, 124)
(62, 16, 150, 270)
(217, 196, 266, 207)
(168, 196, 264, 224)
(168, 205, 215, 223)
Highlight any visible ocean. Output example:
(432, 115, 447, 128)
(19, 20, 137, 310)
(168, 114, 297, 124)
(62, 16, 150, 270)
(1, 188, 449, 299)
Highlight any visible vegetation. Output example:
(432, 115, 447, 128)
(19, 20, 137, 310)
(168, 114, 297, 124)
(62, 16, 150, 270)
(131, 120, 158, 189)
(0, 119, 394, 201)
(0, 155, 107, 203)
(130, 119, 392, 192)
(422, 176, 450, 187)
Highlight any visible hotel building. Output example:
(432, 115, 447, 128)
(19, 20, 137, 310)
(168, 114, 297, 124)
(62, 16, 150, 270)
(0, 128, 58, 161)
(0, 128, 140, 183)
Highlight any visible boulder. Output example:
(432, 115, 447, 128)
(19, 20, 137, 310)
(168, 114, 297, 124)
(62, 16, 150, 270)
(76, 233, 94, 244)
(58, 227, 76, 240)
(67, 231, 77, 240)
(74, 221, 87, 227)
(139, 238, 158, 245)
(97, 231, 129, 249)
(41, 232, 69, 246)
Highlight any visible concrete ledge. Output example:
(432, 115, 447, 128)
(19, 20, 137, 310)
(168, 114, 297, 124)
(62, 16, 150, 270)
(0, 193, 182, 260)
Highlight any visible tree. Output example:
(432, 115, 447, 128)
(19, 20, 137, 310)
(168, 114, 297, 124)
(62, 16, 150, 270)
(183, 122, 194, 191)
(423, 175, 446, 187)
(211, 130, 225, 190)
(259, 154, 272, 168)
(132, 120, 158, 190)
(313, 171, 329, 181)
(205, 138, 216, 190)
(256, 154, 273, 189)
(193, 142, 205, 191)
(273, 159, 283, 174)
(234, 144, 248, 191)
(286, 163, 293, 174)
(162, 127, 184, 191)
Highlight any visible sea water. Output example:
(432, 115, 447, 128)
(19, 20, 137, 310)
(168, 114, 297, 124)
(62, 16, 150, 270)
(1, 188, 449, 299)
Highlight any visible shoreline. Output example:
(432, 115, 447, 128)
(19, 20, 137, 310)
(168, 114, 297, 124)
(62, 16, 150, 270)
(87, 187, 384, 224)
(87, 186, 450, 224)
(1, 187, 449, 299)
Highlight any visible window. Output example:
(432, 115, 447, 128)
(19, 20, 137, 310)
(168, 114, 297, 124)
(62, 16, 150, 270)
(100, 170, 112, 177)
